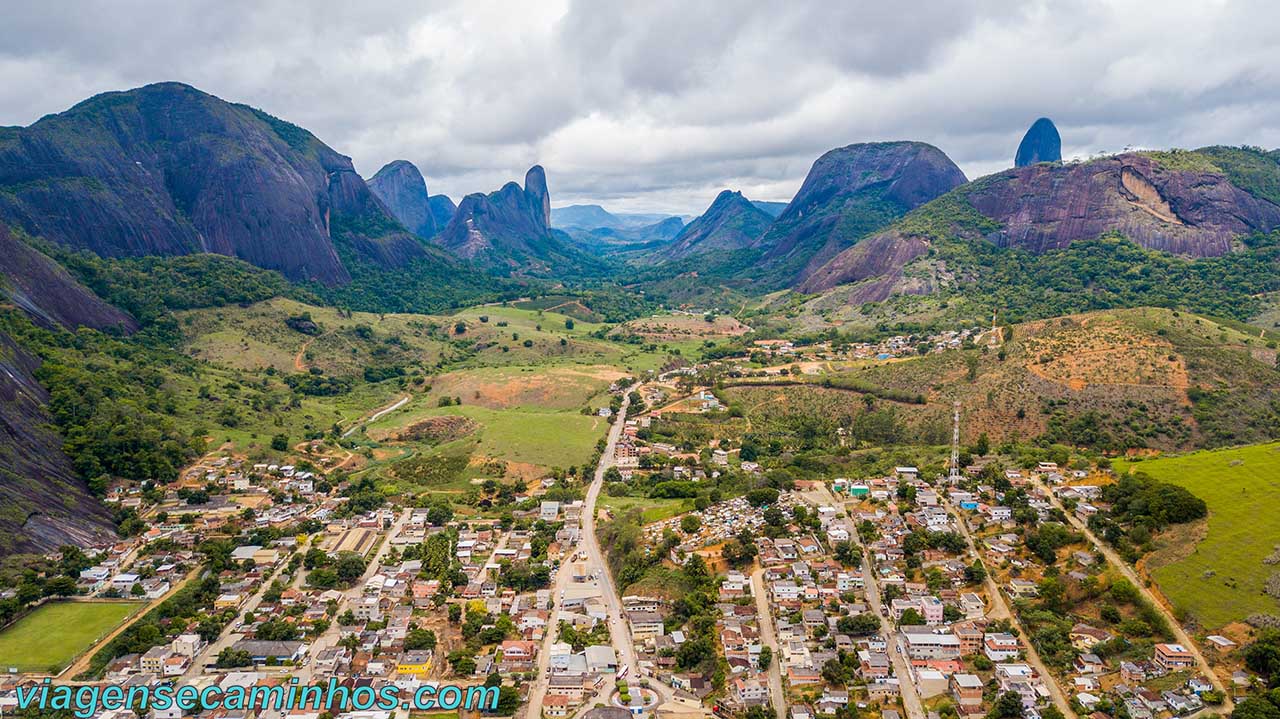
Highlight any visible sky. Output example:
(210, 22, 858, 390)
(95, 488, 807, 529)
(3, 0, 1280, 215)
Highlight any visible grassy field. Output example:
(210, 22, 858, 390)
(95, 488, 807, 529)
(0, 601, 145, 673)
(366, 396, 609, 484)
(1116, 442, 1280, 629)
(598, 495, 695, 523)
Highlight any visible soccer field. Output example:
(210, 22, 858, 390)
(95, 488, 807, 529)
(0, 600, 145, 674)
(1116, 442, 1280, 629)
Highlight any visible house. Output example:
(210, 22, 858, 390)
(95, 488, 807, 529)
(901, 631, 961, 660)
(1074, 653, 1106, 675)
(500, 640, 538, 664)
(230, 639, 306, 664)
(543, 695, 571, 718)
(396, 651, 433, 678)
(1070, 624, 1113, 651)
(1154, 643, 1196, 671)
(627, 611, 665, 638)
(951, 673, 984, 708)
(984, 633, 1022, 661)
(731, 676, 770, 707)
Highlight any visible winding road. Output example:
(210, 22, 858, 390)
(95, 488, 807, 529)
(1029, 476, 1232, 712)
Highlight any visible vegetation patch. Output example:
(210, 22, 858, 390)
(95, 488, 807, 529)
(0, 600, 144, 673)
(1115, 442, 1280, 629)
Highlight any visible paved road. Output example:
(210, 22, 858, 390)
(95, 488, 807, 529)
(942, 496, 1076, 719)
(524, 392, 657, 719)
(1030, 477, 1233, 712)
(183, 557, 295, 679)
(296, 508, 414, 683)
(750, 567, 786, 719)
(811, 483, 925, 719)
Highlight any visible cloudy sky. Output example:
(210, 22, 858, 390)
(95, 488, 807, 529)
(3, 0, 1280, 214)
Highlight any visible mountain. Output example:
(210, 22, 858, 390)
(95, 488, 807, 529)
(553, 204, 621, 229)
(0, 82, 437, 286)
(751, 200, 788, 217)
(428, 194, 457, 229)
(1015, 117, 1063, 167)
(367, 160, 437, 238)
(563, 217, 685, 255)
(798, 148, 1280, 300)
(0, 329, 116, 555)
(0, 222, 138, 332)
(662, 190, 774, 261)
(552, 204, 682, 230)
(436, 166, 603, 274)
(747, 141, 968, 286)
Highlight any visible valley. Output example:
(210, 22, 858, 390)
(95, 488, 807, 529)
(0, 80, 1278, 719)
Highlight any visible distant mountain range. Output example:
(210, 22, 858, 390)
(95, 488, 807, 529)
(4, 84, 1280, 557)
(4, 85, 1279, 311)
(551, 204, 685, 230)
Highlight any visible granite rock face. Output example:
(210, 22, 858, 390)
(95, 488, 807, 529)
(662, 190, 773, 260)
(749, 141, 967, 285)
(969, 153, 1280, 256)
(799, 151, 1280, 294)
(1015, 117, 1063, 167)
(0, 222, 138, 332)
(428, 194, 457, 230)
(368, 160, 438, 238)
(436, 165, 593, 274)
(0, 82, 424, 285)
(0, 332, 117, 555)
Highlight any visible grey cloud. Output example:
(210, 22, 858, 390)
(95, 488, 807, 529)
(3, 1, 1280, 214)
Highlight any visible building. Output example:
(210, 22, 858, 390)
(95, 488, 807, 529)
(627, 611, 665, 638)
(951, 673, 984, 708)
(1154, 643, 1196, 671)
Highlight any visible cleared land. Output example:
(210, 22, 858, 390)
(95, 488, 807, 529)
(1116, 442, 1280, 629)
(0, 601, 145, 673)
(598, 495, 695, 524)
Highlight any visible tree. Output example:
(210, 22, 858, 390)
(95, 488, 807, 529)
(448, 650, 476, 675)
(334, 552, 367, 585)
(986, 691, 1024, 719)
(405, 627, 437, 651)
(680, 515, 702, 534)
(1233, 698, 1280, 719)
(271, 434, 289, 451)
(745, 488, 780, 507)
(837, 613, 880, 636)
(899, 608, 926, 626)
(973, 432, 991, 456)
(44, 576, 78, 597)
(216, 647, 253, 668)
(758, 645, 772, 670)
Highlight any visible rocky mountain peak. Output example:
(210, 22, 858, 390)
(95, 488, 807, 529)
(524, 165, 551, 227)
(1015, 117, 1063, 167)
(368, 160, 437, 238)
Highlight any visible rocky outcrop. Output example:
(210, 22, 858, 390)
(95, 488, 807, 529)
(968, 153, 1280, 256)
(0, 332, 116, 555)
(800, 150, 1280, 295)
(0, 222, 137, 332)
(1015, 117, 1062, 167)
(436, 165, 595, 274)
(748, 141, 967, 285)
(368, 160, 438, 238)
(0, 82, 425, 285)
(796, 231, 929, 294)
(428, 194, 457, 229)
(662, 190, 773, 260)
